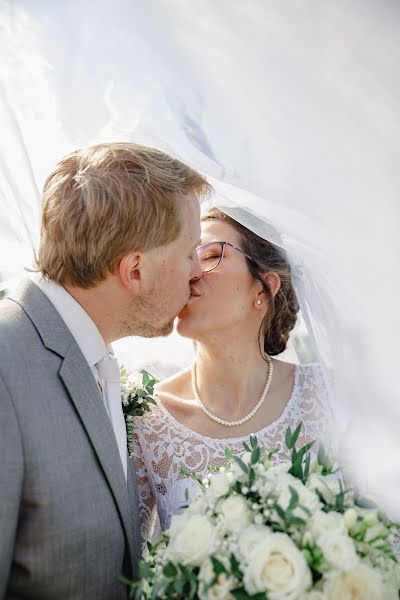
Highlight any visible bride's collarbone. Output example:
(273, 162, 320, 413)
(156, 390, 293, 441)
(155, 361, 296, 439)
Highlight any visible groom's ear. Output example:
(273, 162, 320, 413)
(118, 253, 142, 293)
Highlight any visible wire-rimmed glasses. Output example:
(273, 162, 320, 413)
(196, 241, 255, 273)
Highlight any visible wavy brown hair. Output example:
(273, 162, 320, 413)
(201, 208, 299, 356)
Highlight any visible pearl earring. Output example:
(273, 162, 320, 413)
(256, 300, 262, 305)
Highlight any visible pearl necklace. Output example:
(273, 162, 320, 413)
(191, 355, 273, 427)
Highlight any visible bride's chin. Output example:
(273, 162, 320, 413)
(176, 315, 197, 338)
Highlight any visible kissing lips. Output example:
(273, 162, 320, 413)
(189, 287, 201, 299)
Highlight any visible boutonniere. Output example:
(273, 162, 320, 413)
(120, 367, 158, 457)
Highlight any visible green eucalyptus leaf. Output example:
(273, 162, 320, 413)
(173, 579, 184, 595)
(225, 447, 233, 461)
(289, 515, 306, 526)
(251, 446, 261, 465)
(275, 504, 286, 521)
(317, 444, 327, 465)
(289, 422, 302, 449)
(188, 577, 198, 598)
(354, 495, 379, 510)
(233, 455, 249, 474)
(163, 561, 178, 577)
(285, 427, 292, 449)
(210, 556, 227, 575)
(249, 468, 256, 486)
(230, 553, 241, 575)
(250, 434, 258, 449)
(288, 485, 299, 510)
(138, 561, 153, 579)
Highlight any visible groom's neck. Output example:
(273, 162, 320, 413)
(64, 279, 121, 345)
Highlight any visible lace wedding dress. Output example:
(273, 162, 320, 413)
(132, 363, 330, 546)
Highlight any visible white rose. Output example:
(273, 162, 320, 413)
(218, 495, 253, 533)
(238, 525, 271, 559)
(309, 511, 347, 542)
(324, 563, 383, 600)
(317, 532, 358, 571)
(306, 474, 341, 505)
(198, 559, 236, 600)
(207, 472, 231, 503)
(243, 532, 312, 599)
(167, 514, 218, 566)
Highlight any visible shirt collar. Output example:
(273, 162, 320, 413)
(29, 273, 108, 369)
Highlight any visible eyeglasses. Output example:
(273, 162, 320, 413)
(196, 241, 256, 273)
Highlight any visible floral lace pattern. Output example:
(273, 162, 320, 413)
(132, 363, 331, 546)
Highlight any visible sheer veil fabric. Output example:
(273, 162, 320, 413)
(1, 0, 400, 514)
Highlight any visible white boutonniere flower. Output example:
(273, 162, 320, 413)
(120, 366, 158, 457)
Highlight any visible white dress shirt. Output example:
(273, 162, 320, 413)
(29, 273, 127, 480)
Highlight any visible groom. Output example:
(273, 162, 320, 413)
(0, 142, 210, 599)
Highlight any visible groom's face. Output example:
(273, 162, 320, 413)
(126, 195, 203, 338)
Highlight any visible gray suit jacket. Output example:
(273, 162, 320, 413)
(0, 279, 140, 599)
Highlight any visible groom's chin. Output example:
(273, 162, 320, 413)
(158, 319, 175, 337)
(145, 318, 175, 338)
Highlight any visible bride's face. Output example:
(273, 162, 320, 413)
(176, 220, 263, 341)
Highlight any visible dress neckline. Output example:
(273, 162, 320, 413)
(153, 363, 301, 444)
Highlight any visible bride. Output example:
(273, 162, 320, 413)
(133, 207, 330, 545)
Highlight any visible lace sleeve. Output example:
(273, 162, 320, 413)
(295, 363, 334, 450)
(132, 426, 157, 551)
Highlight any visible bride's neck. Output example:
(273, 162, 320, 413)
(194, 338, 269, 413)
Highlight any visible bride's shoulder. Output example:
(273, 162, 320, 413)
(295, 362, 331, 388)
(294, 362, 333, 415)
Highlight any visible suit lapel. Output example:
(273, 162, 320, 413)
(59, 347, 135, 570)
(9, 278, 135, 570)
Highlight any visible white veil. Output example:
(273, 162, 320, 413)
(1, 0, 400, 514)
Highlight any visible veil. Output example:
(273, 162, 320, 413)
(1, 0, 400, 514)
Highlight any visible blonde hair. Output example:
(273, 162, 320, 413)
(36, 142, 211, 287)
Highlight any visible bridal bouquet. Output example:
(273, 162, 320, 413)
(128, 424, 400, 600)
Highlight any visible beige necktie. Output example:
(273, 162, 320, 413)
(96, 353, 127, 480)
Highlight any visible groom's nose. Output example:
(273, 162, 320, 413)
(190, 253, 203, 282)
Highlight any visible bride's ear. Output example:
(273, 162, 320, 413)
(265, 272, 281, 297)
(118, 252, 142, 293)
(255, 272, 281, 307)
